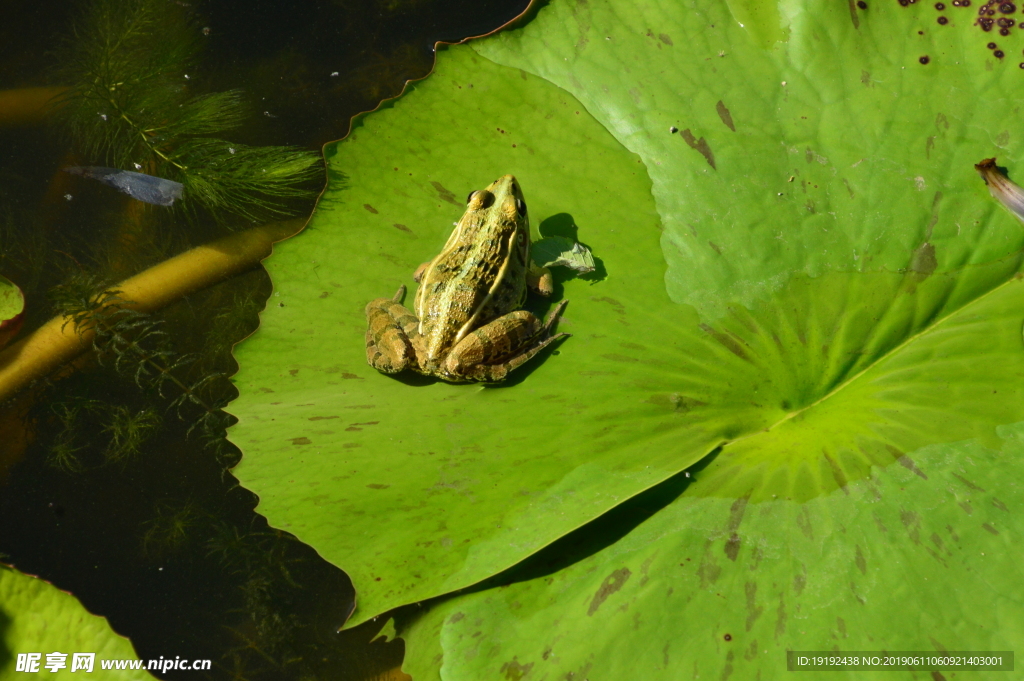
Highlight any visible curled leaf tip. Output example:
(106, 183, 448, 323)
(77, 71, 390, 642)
(975, 157, 1024, 222)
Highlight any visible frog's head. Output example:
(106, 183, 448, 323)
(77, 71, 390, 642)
(467, 174, 528, 231)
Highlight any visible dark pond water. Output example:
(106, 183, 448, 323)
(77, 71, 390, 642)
(0, 0, 529, 678)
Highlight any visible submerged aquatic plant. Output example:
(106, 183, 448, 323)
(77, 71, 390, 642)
(47, 273, 231, 455)
(101, 404, 160, 464)
(42, 394, 160, 471)
(53, 0, 321, 223)
(140, 500, 204, 558)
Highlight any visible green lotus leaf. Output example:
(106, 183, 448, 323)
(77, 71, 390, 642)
(0, 565, 153, 679)
(227, 0, 1024, 666)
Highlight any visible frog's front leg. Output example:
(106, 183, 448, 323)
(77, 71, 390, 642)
(365, 286, 420, 374)
(442, 300, 569, 382)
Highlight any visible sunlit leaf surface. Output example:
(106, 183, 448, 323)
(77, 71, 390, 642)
(0, 566, 153, 679)
(228, 0, 1024, 672)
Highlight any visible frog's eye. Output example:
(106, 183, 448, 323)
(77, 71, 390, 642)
(467, 190, 495, 209)
(515, 198, 527, 216)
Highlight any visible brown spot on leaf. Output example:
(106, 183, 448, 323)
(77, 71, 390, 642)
(897, 454, 929, 479)
(725, 533, 742, 561)
(680, 129, 716, 169)
(795, 507, 813, 541)
(716, 100, 736, 131)
(289, 437, 312, 445)
(700, 323, 751, 362)
(500, 657, 534, 681)
(909, 243, 937, 278)
(982, 523, 1000, 535)
(308, 415, 338, 421)
(363, 204, 379, 214)
(855, 545, 867, 575)
(366, 483, 390, 489)
(793, 566, 807, 596)
(823, 450, 850, 494)
(591, 296, 626, 314)
(901, 509, 922, 544)
(745, 582, 763, 631)
(952, 473, 986, 492)
(430, 181, 460, 206)
(393, 223, 414, 235)
(659, 33, 674, 45)
(697, 546, 722, 587)
(992, 498, 1008, 512)
(601, 353, 639, 363)
(709, 240, 723, 255)
(588, 568, 632, 615)
(774, 593, 787, 639)
(843, 178, 855, 198)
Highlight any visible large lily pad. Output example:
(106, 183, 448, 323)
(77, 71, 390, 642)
(0, 566, 153, 679)
(228, 0, 1024, 668)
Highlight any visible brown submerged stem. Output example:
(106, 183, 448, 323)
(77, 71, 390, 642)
(0, 218, 304, 404)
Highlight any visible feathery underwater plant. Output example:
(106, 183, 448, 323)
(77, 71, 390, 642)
(44, 273, 235, 468)
(53, 0, 322, 223)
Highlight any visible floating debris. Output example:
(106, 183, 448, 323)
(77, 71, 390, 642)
(976, 157, 1024, 222)
(63, 166, 183, 206)
(532, 236, 597, 274)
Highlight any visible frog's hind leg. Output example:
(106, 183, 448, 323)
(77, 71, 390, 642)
(444, 300, 570, 382)
(365, 286, 419, 374)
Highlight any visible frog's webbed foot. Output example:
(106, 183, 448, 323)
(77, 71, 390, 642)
(443, 300, 570, 382)
(365, 286, 420, 374)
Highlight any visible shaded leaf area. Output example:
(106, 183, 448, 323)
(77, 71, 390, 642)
(0, 565, 154, 679)
(228, 0, 1024, 660)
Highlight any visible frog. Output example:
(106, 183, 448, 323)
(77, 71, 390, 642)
(364, 174, 569, 383)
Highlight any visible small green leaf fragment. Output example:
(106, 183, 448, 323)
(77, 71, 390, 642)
(0, 274, 25, 322)
(372, 617, 398, 643)
(532, 236, 596, 273)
